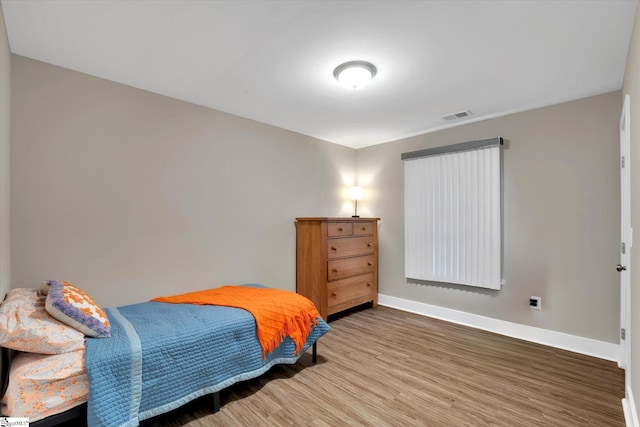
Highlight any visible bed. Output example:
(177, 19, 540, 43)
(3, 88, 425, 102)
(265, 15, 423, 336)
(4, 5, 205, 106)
(0, 282, 330, 426)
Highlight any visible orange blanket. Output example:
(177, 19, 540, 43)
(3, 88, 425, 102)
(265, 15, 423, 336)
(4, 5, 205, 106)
(152, 286, 320, 358)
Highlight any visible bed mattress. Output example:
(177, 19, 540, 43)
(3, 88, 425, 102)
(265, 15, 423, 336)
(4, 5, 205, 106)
(86, 301, 330, 426)
(1, 349, 88, 422)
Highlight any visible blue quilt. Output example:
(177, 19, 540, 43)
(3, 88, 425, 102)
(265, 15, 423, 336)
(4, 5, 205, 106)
(85, 297, 330, 427)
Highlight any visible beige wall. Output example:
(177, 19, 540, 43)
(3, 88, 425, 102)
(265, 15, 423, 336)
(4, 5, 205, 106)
(356, 91, 621, 343)
(0, 6, 10, 299)
(11, 55, 356, 308)
(623, 0, 640, 418)
(9, 42, 623, 344)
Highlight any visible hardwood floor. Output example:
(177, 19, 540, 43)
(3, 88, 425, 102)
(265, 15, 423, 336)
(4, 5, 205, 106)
(144, 306, 625, 427)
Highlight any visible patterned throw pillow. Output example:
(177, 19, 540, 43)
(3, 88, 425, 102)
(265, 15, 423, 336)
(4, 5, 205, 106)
(0, 288, 85, 354)
(45, 280, 111, 338)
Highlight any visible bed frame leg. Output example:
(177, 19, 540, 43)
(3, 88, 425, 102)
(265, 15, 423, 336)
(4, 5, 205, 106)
(212, 391, 220, 413)
(312, 342, 317, 363)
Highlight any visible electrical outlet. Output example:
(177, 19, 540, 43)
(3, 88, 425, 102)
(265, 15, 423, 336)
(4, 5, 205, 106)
(529, 296, 541, 310)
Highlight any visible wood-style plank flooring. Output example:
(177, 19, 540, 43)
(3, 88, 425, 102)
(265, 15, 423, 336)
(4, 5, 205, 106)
(143, 306, 624, 427)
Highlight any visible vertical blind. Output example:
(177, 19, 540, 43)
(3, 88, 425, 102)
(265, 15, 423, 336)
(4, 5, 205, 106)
(402, 137, 503, 290)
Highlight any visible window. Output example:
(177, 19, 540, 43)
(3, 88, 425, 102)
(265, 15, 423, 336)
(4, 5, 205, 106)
(402, 137, 503, 290)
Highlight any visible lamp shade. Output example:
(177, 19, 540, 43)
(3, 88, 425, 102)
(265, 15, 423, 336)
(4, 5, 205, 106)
(350, 186, 364, 201)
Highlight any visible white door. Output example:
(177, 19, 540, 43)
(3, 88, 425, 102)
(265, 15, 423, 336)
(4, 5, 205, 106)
(619, 94, 631, 382)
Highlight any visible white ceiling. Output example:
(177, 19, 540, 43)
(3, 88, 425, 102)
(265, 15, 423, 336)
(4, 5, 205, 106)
(1, 0, 637, 149)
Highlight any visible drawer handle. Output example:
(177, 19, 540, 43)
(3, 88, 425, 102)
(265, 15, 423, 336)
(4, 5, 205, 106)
(361, 227, 367, 231)
(338, 227, 343, 231)
(331, 292, 337, 297)
(331, 246, 337, 251)
(367, 283, 372, 287)
(367, 262, 373, 267)
(367, 243, 373, 247)
(331, 269, 338, 273)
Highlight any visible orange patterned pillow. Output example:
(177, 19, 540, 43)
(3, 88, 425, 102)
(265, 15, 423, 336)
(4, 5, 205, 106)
(44, 280, 111, 338)
(0, 288, 85, 354)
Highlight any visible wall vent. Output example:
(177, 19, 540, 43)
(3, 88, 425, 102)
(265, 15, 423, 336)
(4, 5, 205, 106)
(441, 110, 473, 121)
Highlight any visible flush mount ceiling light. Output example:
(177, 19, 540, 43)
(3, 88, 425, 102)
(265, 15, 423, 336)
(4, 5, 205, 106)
(333, 60, 377, 90)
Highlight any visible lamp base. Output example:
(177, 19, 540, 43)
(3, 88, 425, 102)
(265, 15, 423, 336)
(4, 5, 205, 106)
(352, 215, 360, 218)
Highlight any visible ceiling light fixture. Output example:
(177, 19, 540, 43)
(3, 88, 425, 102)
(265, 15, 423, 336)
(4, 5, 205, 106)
(333, 61, 377, 90)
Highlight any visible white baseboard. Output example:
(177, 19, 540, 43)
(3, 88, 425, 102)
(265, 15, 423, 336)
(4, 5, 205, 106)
(378, 294, 619, 362)
(623, 386, 640, 427)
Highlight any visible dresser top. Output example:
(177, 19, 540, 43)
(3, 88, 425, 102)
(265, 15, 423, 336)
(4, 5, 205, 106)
(295, 217, 380, 221)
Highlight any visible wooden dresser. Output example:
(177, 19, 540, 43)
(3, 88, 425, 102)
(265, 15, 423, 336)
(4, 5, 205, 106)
(295, 217, 379, 319)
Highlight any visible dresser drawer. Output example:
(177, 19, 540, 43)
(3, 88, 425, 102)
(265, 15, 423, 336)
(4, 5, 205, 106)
(328, 255, 375, 281)
(327, 236, 374, 259)
(353, 222, 375, 236)
(327, 222, 353, 237)
(327, 274, 375, 315)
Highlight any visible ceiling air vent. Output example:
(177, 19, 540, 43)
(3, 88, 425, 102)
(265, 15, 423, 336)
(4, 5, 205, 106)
(441, 110, 473, 121)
